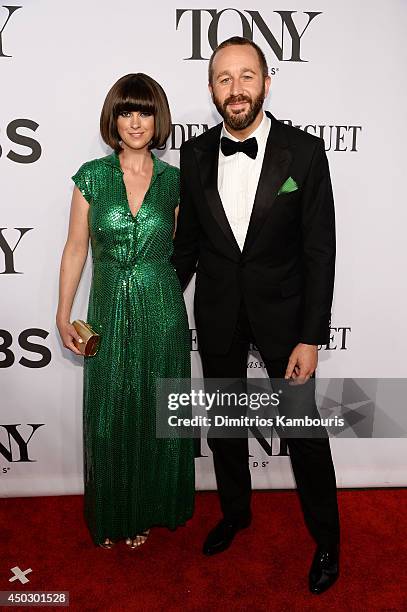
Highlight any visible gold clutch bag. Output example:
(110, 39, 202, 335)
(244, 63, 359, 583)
(72, 320, 100, 356)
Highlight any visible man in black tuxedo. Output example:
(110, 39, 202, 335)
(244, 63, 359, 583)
(172, 36, 340, 594)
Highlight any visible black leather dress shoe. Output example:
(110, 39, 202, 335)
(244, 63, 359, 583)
(203, 517, 251, 556)
(309, 545, 339, 594)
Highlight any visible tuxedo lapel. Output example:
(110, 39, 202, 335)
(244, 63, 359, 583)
(192, 113, 292, 257)
(194, 126, 241, 257)
(242, 114, 293, 254)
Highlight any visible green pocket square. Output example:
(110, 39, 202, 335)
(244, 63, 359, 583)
(278, 176, 298, 195)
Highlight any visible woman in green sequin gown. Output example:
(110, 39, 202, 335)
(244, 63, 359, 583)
(57, 74, 194, 546)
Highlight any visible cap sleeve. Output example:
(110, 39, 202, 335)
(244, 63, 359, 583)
(72, 161, 93, 204)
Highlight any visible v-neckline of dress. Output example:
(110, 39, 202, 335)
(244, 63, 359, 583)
(119, 152, 156, 221)
(104, 151, 168, 221)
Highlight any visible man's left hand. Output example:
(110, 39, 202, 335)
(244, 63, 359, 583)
(285, 343, 318, 384)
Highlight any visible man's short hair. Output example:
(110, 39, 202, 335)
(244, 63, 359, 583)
(208, 36, 269, 84)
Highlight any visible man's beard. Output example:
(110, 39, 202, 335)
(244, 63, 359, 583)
(212, 85, 265, 131)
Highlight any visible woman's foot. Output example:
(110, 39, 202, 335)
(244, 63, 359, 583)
(99, 538, 114, 549)
(125, 530, 150, 549)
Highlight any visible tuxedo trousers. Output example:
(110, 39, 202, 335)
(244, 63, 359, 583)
(199, 300, 340, 548)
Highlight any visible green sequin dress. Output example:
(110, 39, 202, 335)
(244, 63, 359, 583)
(72, 151, 194, 545)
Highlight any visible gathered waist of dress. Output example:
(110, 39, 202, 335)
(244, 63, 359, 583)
(92, 259, 175, 272)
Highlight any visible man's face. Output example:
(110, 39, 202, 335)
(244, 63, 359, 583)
(209, 44, 270, 132)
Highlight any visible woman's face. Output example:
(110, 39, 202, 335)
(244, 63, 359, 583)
(116, 110, 155, 152)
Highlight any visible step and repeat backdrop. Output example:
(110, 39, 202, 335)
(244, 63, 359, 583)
(1, 1, 407, 496)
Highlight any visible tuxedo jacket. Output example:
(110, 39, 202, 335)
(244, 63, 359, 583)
(172, 111, 335, 360)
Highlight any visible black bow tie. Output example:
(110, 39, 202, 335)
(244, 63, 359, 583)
(220, 136, 258, 160)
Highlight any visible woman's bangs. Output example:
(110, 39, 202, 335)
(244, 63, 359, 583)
(114, 80, 156, 117)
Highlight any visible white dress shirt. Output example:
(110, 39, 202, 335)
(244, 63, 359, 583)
(218, 112, 271, 251)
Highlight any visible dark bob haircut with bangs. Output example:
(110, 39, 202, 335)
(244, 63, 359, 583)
(100, 73, 171, 152)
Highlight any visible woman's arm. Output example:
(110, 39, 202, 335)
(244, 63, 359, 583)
(56, 187, 90, 354)
(171, 144, 200, 289)
(173, 204, 179, 239)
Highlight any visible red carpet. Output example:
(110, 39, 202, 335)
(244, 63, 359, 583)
(1, 490, 406, 611)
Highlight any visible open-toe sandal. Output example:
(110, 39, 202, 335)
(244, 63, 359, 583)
(125, 530, 150, 549)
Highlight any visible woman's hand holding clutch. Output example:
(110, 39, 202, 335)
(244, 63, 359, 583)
(57, 318, 84, 356)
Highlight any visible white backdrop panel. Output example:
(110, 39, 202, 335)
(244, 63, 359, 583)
(1, 0, 406, 496)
